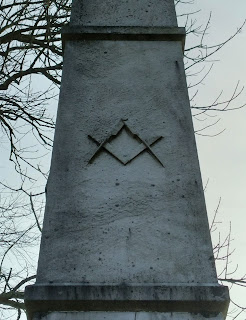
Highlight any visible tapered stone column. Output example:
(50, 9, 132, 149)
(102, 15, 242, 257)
(25, 1, 229, 319)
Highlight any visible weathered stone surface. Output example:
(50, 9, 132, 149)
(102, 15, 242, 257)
(25, 284, 229, 317)
(25, 1, 229, 319)
(70, 0, 178, 27)
(36, 40, 217, 285)
(61, 26, 186, 50)
(33, 312, 224, 320)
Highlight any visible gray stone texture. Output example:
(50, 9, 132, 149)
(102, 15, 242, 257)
(70, 0, 178, 27)
(25, 284, 229, 317)
(36, 39, 217, 285)
(25, 0, 229, 319)
(33, 312, 224, 320)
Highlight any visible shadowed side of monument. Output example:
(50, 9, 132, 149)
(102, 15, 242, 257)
(25, 1, 229, 319)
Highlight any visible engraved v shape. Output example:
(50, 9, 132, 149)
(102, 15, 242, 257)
(88, 119, 164, 167)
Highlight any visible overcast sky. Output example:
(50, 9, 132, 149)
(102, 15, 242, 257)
(177, 1, 246, 317)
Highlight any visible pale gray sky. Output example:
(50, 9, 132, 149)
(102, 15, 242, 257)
(176, 1, 246, 317)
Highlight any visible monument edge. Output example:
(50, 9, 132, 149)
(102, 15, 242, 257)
(25, 284, 229, 319)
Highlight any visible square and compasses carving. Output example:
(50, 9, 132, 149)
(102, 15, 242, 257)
(88, 119, 164, 167)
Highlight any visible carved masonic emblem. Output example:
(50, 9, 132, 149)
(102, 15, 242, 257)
(88, 119, 164, 167)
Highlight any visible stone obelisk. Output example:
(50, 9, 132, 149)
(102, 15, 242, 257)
(25, 1, 229, 319)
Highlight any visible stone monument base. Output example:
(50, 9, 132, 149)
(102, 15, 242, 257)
(25, 284, 229, 320)
(32, 311, 224, 320)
